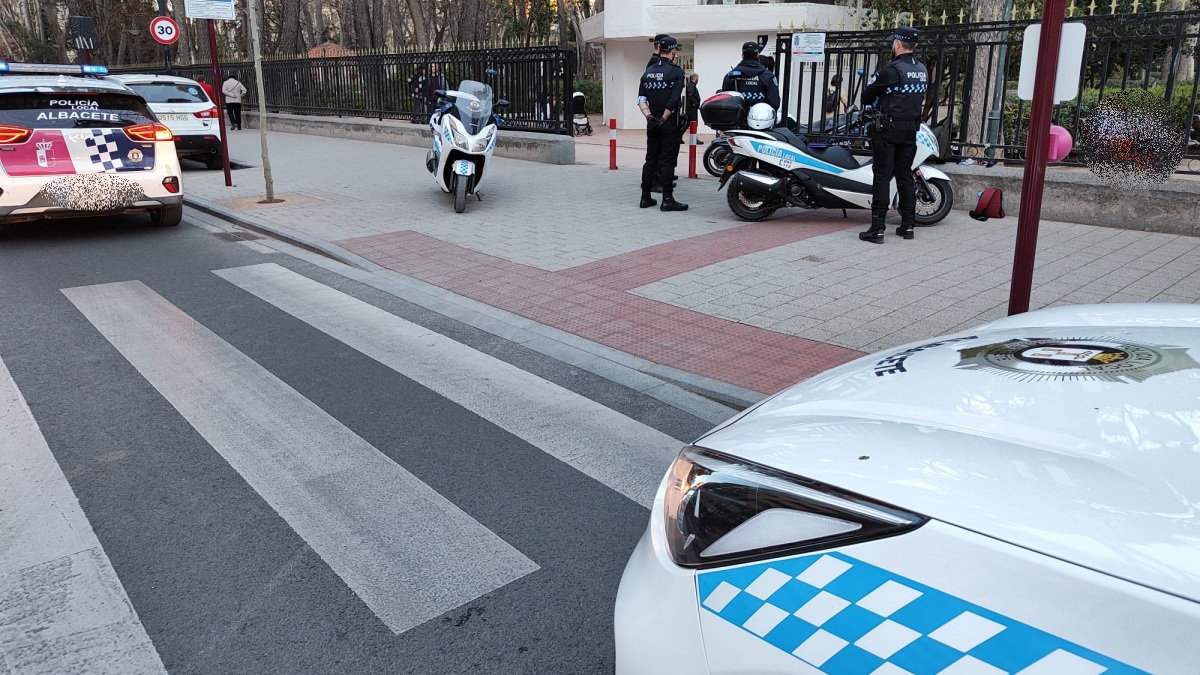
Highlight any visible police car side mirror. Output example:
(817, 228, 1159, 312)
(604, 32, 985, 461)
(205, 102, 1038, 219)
(496, 99, 510, 108)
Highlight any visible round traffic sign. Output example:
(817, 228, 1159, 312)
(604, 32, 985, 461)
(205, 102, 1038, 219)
(150, 16, 179, 45)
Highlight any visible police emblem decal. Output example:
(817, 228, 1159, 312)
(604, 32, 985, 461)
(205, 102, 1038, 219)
(955, 337, 1200, 383)
(128, 148, 144, 163)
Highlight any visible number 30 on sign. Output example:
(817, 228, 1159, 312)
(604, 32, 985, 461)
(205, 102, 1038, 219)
(150, 16, 180, 45)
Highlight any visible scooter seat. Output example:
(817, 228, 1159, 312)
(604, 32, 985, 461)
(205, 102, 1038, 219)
(804, 145, 862, 171)
(766, 127, 809, 150)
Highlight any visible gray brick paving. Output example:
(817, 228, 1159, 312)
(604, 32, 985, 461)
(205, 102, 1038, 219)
(197, 130, 1200, 357)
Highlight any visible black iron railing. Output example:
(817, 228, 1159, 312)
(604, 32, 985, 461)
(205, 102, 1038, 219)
(110, 46, 576, 136)
(775, 9, 1200, 173)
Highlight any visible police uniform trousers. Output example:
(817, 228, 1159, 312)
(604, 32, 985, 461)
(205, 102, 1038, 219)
(641, 121, 684, 194)
(870, 121, 919, 224)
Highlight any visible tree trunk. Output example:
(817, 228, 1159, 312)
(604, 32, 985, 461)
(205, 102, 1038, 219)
(963, 0, 1008, 155)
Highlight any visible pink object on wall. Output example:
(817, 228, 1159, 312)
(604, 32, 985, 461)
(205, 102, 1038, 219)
(1047, 124, 1073, 162)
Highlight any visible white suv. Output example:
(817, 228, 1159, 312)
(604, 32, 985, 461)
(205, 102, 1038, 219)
(0, 62, 184, 226)
(108, 73, 223, 170)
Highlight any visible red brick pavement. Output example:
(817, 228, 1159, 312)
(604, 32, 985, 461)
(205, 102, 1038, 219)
(339, 226, 865, 395)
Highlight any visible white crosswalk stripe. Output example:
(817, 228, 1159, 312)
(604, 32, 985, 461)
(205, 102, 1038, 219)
(61, 280, 539, 636)
(214, 262, 684, 508)
(0, 355, 166, 674)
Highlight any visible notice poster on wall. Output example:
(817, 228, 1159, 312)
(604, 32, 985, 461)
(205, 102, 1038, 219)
(185, 0, 235, 20)
(791, 32, 826, 62)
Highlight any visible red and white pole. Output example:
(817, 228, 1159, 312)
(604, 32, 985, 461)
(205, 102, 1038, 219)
(688, 121, 698, 179)
(609, 118, 618, 170)
(1007, 0, 1067, 315)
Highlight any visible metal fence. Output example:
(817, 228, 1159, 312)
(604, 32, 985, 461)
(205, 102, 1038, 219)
(776, 8, 1200, 173)
(111, 45, 576, 135)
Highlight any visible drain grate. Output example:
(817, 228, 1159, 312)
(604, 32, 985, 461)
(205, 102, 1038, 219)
(213, 230, 263, 242)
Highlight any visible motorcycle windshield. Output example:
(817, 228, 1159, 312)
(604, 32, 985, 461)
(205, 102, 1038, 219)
(453, 81, 493, 135)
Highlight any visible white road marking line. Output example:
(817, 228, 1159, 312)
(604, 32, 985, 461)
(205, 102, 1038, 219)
(215, 263, 683, 508)
(0, 355, 166, 674)
(62, 281, 538, 636)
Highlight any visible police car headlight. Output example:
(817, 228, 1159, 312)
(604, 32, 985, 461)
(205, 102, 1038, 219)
(471, 126, 496, 153)
(663, 446, 926, 569)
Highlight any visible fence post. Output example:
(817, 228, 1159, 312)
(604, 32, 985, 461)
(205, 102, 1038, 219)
(609, 118, 618, 170)
(688, 121, 698, 179)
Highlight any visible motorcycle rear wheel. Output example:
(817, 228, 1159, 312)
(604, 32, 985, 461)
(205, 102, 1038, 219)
(914, 177, 953, 225)
(703, 144, 731, 178)
(454, 175, 468, 213)
(726, 180, 777, 222)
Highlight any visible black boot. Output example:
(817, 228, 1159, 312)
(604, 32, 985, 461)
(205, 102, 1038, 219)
(859, 211, 886, 244)
(895, 223, 915, 240)
(660, 194, 688, 212)
(639, 192, 658, 209)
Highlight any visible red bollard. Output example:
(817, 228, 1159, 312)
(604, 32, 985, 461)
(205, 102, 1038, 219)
(609, 118, 618, 171)
(688, 121, 698, 179)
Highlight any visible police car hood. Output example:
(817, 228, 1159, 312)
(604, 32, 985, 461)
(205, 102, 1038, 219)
(698, 305, 1200, 602)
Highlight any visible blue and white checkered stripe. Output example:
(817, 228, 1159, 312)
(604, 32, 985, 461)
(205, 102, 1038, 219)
(698, 552, 1147, 675)
(885, 83, 928, 95)
(642, 81, 676, 90)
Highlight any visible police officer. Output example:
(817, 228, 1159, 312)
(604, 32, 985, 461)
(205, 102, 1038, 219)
(638, 35, 688, 212)
(860, 26, 928, 244)
(648, 34, 668, 67)
(721, 42, 780, 110)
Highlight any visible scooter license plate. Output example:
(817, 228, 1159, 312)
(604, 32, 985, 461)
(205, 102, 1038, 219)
(453, 160, 476, 176)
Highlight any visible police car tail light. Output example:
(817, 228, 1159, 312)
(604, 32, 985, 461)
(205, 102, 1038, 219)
(0, 125, 31, 144)
(663, 446, 925, 569)
(193, 108, 218, 119)
(125, 123, 173, 142)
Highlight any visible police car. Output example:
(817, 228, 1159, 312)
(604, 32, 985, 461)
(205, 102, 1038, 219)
(616, 304, 1200, 675)
(108, 73, 223, 170)
(0, 61, 184, 227)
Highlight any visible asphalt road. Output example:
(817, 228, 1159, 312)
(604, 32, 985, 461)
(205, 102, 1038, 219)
(0, 212, 714, 674)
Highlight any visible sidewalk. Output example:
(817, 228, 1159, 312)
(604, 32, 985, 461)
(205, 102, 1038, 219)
(184, 129, 1200, 397)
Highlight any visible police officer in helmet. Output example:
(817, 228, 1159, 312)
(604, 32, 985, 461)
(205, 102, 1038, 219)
(721, 41, 780, 110)
(860, 26, 928, 244)
(637, 35, 688, 212)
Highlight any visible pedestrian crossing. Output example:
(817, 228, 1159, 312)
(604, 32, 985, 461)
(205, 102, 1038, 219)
(3, 263, 688, 670)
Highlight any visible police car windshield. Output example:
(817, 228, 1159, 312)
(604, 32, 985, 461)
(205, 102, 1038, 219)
(452, 80, 493, 134)
(0, 92, 155, 129)
(127, 82, 210, 104)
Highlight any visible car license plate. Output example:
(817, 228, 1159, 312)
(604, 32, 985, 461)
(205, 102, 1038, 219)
(158, 114, 192, 122)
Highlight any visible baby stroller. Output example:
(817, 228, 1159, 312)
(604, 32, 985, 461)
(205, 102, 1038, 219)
(572, 91, 593, 136)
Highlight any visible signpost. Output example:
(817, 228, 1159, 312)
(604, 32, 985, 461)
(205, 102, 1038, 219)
(1007, 0, 1069, 315)
(155, 1, 173, 73)
(150, 16, 180, 45)
(186, 0, 236, 187)
(67, 16, 98, 63)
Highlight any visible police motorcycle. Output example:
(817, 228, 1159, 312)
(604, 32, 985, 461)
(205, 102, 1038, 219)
(425, 71, 509, 213)
(713, 102, 953, 224)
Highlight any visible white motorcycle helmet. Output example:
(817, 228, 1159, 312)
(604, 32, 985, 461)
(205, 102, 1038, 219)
(747, 103, 775, 130)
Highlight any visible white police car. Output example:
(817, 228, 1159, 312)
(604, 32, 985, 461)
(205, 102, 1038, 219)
(0, 61, 184, 226)
(616, 304, 1200, 675)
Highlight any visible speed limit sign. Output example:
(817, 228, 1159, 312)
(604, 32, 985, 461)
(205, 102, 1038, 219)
(150, 16, 180, 45)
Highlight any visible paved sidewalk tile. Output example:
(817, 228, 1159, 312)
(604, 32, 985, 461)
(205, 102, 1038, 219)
(188, 130, 1200, 397)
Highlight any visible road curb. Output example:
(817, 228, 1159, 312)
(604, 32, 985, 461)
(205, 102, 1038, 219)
(185, 197, 764, 421)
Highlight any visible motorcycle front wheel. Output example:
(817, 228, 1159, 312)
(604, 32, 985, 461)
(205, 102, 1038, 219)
(914, 177, 953, 225)
(704, 143, 731, 178)
(726, 179, 777, 222)
(454, 175, 468, 213)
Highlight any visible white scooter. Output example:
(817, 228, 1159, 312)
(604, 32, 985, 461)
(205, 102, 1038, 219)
(425, 77, 509, 213)
(719, 114, 953, 224)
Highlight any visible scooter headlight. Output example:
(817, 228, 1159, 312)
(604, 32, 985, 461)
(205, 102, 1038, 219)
(447, 118, 470, 149)
(471, 125, 497, 153)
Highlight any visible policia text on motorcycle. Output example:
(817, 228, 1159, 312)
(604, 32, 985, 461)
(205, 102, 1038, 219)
(637, 35, 689, 212)
(860, 26, 928, 244)
(721, 42, 781, 110)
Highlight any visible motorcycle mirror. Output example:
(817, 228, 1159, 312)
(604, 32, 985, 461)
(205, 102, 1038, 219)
(496, 99, 510, 108)
(434, 89, 448, 98)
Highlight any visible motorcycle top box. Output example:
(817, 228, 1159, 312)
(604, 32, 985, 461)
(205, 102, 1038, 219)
(699, 92, 745, 131)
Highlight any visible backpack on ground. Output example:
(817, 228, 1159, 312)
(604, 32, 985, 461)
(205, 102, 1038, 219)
(969, 187, 1005, 221)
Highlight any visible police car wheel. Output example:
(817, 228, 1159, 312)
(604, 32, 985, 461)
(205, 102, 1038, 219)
(151, 204, 183, 227)
(913, 178, 953, 226)
(726, 182, 776, 222)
